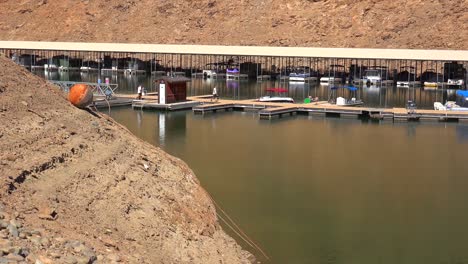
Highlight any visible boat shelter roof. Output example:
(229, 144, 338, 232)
(1, 41, 467, 61)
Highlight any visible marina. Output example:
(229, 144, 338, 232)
(1, 0, 468, 263)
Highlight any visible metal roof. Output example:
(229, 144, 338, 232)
(1, 41, 467, 61)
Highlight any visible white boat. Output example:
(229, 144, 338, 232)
(202, 70, 226, 79)
(289, 66, 319, 82)
(434, 101, 468, 111)
(320, 77, 342, 84)
(320, 65, 346, 84)
(258, 96, 294, 103)
(336, 96, 363, 106)
(447, 79, 465, 87)
(363, 67, 392, 85)
(397, 81, 421, 87)
(44, 64, 58, 72)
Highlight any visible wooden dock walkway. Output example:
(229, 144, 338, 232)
(94, 94, 468, 123)
(188, 96, 468, 122)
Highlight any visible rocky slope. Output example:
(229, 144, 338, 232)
(0, 55, 253, 263)
(0, 0, 467, 49)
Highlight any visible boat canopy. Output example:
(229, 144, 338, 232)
(346, 86, 358, 91)
(456, 90, 468, 97)
(226, 68, 239, 73)
(266, 88, 288, 93)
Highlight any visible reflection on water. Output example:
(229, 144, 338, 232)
(108, 107, 468, 264)
(36, 71, 461, 109)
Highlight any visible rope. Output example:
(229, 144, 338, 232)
(204, 191, 270, 260)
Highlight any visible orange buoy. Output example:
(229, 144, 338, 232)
(68, 84, 93, 108)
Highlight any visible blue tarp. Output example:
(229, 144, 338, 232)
(456, 90, 468, 97)
(346, 86, 358, 91)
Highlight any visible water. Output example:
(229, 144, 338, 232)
(107, 107, 468, 264)
(35, 71, 460, 109)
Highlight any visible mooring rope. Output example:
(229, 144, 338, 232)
(204, 191, 270, 260)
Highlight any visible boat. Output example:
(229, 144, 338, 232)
(44, 63, 58, 72)
(289, 66, 319, 82)
(362, 66, 393, 86)
(421, 69, 444, 87)
(329, 86, 363, 106)
(258, 96, 295, 103)
(257, 88, 294, 103)
(226, 68, 248, 80)
(203, 62, 227, 79)
(226, 68, 239, 79)
(320, 65, 346, 84)
(396, 66, 420, 87)
(434, 101, 468, 111)
(348, 64, 367, 85)
(444, 62, 466, 89)
(336, 96, 364, 106)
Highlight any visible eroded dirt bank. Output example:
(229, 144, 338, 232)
(0, 56, 253, 263)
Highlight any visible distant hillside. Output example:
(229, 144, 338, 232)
(0, 0, 467, 49)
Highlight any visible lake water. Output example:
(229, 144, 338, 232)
(37, 71, 468, 263)
(35, 71, 460, 109)
(107, 107, 468, 264)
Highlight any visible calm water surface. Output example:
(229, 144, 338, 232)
(36, 71, 460, 109)
(107, 107, 468, 264)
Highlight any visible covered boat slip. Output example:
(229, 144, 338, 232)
(2, 41, 467, 90)
(1, 41, 467, 61)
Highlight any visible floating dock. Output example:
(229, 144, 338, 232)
(93, 97, 134, 108)
(188, 96, 468, 122)
(132, 99, 200, 111)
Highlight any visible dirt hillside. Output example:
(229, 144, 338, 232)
(0, 0, 467, 49)
(0, 55, 253, 263)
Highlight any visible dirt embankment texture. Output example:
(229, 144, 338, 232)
(0, 55, 252, 263)
(0, 0, 467, 50)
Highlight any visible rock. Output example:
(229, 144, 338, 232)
(7, 224, 18, 237)
(20, 229, 32, 237)
(81, 248, 97, 263)
(37, 207, 57, 220)
(0, 221, 8, 229)
(65, 240, 82, 249)
(4, 253, 24, 261)
(40, 237, 50, 247)
(30, 230, 41, 236)
(7, 246, 23, 256)
(0, 240, 12, 248)
(29, 236, 42, 247)
(20, 101, 28, 107)
(37, 255, 54, 264)
(76, 255, 96, 264)
(19, 233, 26, 239)
(8, 220, 21, 229)
(107, 254, 121, 262)
(0, 257, 8, 264)
(49, 252, 61, 259)
(62, 255, 78, 264)
(0, 247, 8, 256)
